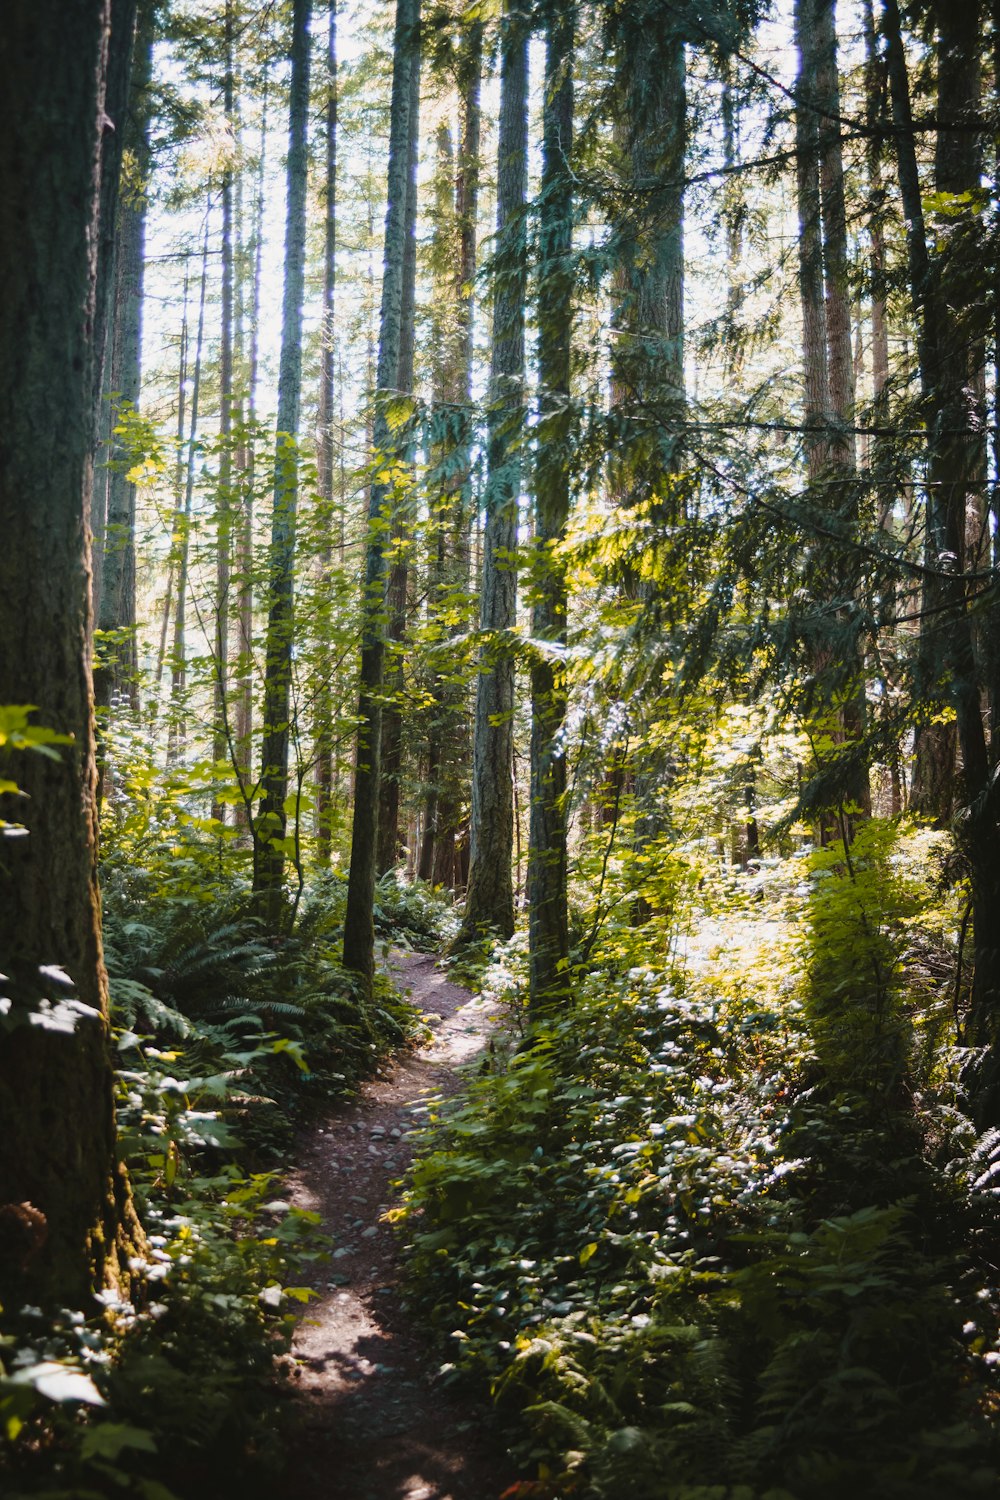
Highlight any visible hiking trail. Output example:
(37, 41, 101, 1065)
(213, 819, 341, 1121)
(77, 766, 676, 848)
(286, 951, 513, 1500)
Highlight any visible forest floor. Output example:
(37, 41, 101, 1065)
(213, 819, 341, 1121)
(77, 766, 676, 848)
(284, 952, 514, 1500)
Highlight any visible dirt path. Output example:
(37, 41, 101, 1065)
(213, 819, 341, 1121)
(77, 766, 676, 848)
(284, 952, 513, 1500)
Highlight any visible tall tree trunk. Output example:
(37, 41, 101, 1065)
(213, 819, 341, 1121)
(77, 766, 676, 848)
(91, 0, 139, 622)
(0, 0, 143, 1306)
(604, 0, 686, 919)
(992, 0, 1000, 755)
(794, 0, 831, 481)
(904, 0, 982, 818)
(721, 60, 744, 379)
(155, 266, 189, 702)
(376, 20, 420, 879)
(433, 21, 482, 891)
(817, 0, 871, 821)
(862, 0, 890, 445)
(254, 0, 312, 926)
(419, 121, 458, 888)
(95, 0, 156, 725)
(316, 2, 339, 865)
(881, 0, 998, 1116)
(343, 0, 420, 991)
(528, 5, 574, 1012)
(212, 0, 236, 825)
(234, 66, 269, 824)
(169, 224, 210, 761)
(456, 0, 528, 944)
(795, 0, 869, 832)
(92, 0, 139, 448)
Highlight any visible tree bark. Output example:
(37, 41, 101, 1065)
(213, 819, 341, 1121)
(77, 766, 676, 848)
(168, 224, 210, 761)
(92, 0, 139, 447)
(0, 0, 143, 1306)
(881, 0, 999, 1116)
(456, 0, 528, 944)
(254, 0, 312, 926)
(212, 0, 236, 825)
(603, 0, 686, 918)
(432, 21, 482, 891)
(528, 5, 574, 1012)
(316, 3, 339, 864)
(95, 0, 156, 724)
(376, 22, 421, 879)
(234, 65, 269, 824)
(343, 0, 421, 991)
(794, 0, 831, 480)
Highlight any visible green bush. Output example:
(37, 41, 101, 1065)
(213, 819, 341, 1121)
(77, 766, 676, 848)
(399, 827, 1000, 1499)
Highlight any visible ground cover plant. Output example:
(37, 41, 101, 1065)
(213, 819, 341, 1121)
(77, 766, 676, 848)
(0, 798, 453, 1499)
(399, 822, 1000, 1500)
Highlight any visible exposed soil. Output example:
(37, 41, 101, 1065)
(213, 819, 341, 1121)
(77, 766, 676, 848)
(284, 952, 514, 1500)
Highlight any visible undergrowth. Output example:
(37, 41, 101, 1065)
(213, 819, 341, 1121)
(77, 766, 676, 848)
(0, 811, 454, 1498)
(400, 823, 1000, 1500)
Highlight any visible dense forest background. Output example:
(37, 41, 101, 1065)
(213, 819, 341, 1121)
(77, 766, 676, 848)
(3, 0, 1000, 1494)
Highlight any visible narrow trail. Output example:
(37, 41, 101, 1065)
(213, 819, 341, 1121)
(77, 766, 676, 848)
(285, 952, 513, 1500)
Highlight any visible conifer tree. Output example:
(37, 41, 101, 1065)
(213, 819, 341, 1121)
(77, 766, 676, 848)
(316, 2, 340, 864)
(880, 0, 1000, 1116)
(457, 0, 529, 944)
(528, 1, 574, 1011)
(343, 0, 421, 991)
(376, 20, 421, 879)
(0, 0, 143, 1304)
(254, 0, 312, 923)
(95, 0, 158, 720)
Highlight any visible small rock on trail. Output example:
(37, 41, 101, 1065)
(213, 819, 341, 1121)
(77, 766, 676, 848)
(284, 952, 514, 1500)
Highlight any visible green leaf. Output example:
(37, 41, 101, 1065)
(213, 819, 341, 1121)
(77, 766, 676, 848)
(80, 1422, 158, 1461)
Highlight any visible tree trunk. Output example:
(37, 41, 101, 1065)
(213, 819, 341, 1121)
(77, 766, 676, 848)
(795, 0, 870, 832)
(861, 0, 890, 447)
(881, 0, 999, 1116)
(254, 0, 311, 926)
(604, 0, 686, 920)
(92, 0, 139, 447)
(0, 0, 143, 1307)
(212, 0, 236, 825)
(904, 0, 983, 819)
(456, 0, 528, 944)
(794, 0, 831, 481)
(316, 3, 339, 865)
(434, 23, 482, 891)
(420, 27, 483, 892)
(528, 6, 574, 1012)
(343, 0, 420, 991)
(376, 22, 421, 879)
(234, 65, 269, 825)
(95, 0, 156, 724)
(154, 265, 189, 702)
(169, 224, 210, 761)
(818, 0, 871, 822)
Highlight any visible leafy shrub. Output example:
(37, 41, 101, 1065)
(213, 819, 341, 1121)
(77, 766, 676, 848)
(399, 827, 1000, 1499)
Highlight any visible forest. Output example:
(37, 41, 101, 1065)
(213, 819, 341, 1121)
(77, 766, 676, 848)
(2, 0, 1000, 1495)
